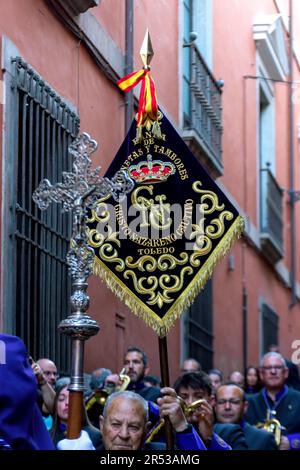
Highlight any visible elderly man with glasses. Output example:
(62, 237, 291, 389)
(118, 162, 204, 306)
(245, 352, 300, 450)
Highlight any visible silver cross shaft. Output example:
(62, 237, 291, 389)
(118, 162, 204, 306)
(33, 132, 134, 393)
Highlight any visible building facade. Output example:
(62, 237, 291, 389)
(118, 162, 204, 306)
(0, 0, 299, 382)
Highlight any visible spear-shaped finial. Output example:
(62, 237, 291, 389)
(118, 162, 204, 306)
(118, 28, 161, 142)
(140, 29, 154, 68)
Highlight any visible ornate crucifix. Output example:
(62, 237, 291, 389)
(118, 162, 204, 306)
(33, 132, 134, 438)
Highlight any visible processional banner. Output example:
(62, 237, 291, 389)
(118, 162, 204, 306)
(86, 110, 244, 337)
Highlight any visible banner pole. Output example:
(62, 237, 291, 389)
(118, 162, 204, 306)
(158, 336, 174, 450)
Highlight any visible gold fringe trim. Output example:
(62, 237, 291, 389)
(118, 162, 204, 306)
(93, 216, 244, 337)
(145, 418, 165, 443)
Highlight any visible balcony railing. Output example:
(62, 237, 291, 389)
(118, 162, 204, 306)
(183, 44, 223, 176)
(260, 167, 284, 263)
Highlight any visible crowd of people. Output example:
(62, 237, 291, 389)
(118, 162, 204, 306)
(1, 333, 300, 451)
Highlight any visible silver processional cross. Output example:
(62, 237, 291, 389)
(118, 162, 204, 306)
(33, 132, 134, 437)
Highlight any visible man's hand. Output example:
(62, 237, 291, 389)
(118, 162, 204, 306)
(104, 374, 122, 388)
(189, 400, 214, 442)
(30, 357, 46, 385)
(29, 356, 55, 413)
(279, 435, 290, 450)
(157, 387, 188, 433)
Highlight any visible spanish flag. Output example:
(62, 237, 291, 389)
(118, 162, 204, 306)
(117, 68, 158, 132)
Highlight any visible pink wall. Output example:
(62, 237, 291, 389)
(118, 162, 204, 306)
(212, 0, 300, 376)
(93, 0, 125, 53)
(213, 241, 243, 374)
(0, 0, 125, 165)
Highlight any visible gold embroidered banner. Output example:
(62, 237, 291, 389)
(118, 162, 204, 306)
(87, 112, 244, 337)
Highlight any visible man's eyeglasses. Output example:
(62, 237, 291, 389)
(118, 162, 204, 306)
(44, 371, 59, 377)
(216, 399, 242, 406)
(262, 366, 284, 372)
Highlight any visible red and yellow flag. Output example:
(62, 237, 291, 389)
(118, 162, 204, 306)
(117, 68, 158, 128)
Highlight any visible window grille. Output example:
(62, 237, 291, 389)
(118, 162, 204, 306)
(11, 57, 79, 372)
(262, 303, 278, 354)
(182, 0, 223, 170)
(259, 88, 283, 262)
(184, 279, 213, 371)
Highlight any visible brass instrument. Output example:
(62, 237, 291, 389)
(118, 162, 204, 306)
(256, 409, 284, 447)
(180, 398, 205, 415)
(146, 398, 205, 443)
(118, 367, 131, 392)
(85, 368, 130, 411)
(85, 384, 112, 411)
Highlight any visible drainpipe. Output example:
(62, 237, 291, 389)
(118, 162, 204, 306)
(125, 0, 134, 134)
(242, 284, 248, 371)
(289, 0, 296, 306)
(242, 77, 248, 371)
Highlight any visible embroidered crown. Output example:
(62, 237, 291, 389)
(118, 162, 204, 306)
(128, 154, 175, 184)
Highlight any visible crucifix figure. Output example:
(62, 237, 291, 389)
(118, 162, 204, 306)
(33, 132, 134, 438)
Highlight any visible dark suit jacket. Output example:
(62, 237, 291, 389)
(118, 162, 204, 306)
(245, 388, 300, 435)
(128, 382, 161, 403)
(285, 359, 300, 391)
(243, 422, 277, 450)
(213, 423, 248, 450)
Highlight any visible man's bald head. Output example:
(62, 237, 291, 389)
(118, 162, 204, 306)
(37, 358, 58, 386)
(180, 358, 201, 374)
(215, 384, 247, 424)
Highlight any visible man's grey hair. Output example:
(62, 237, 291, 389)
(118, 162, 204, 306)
(103, 391, 149, 422)
(260, 352, 287, 368)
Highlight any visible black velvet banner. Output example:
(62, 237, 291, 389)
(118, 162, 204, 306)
(86, 112, 244, 336)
